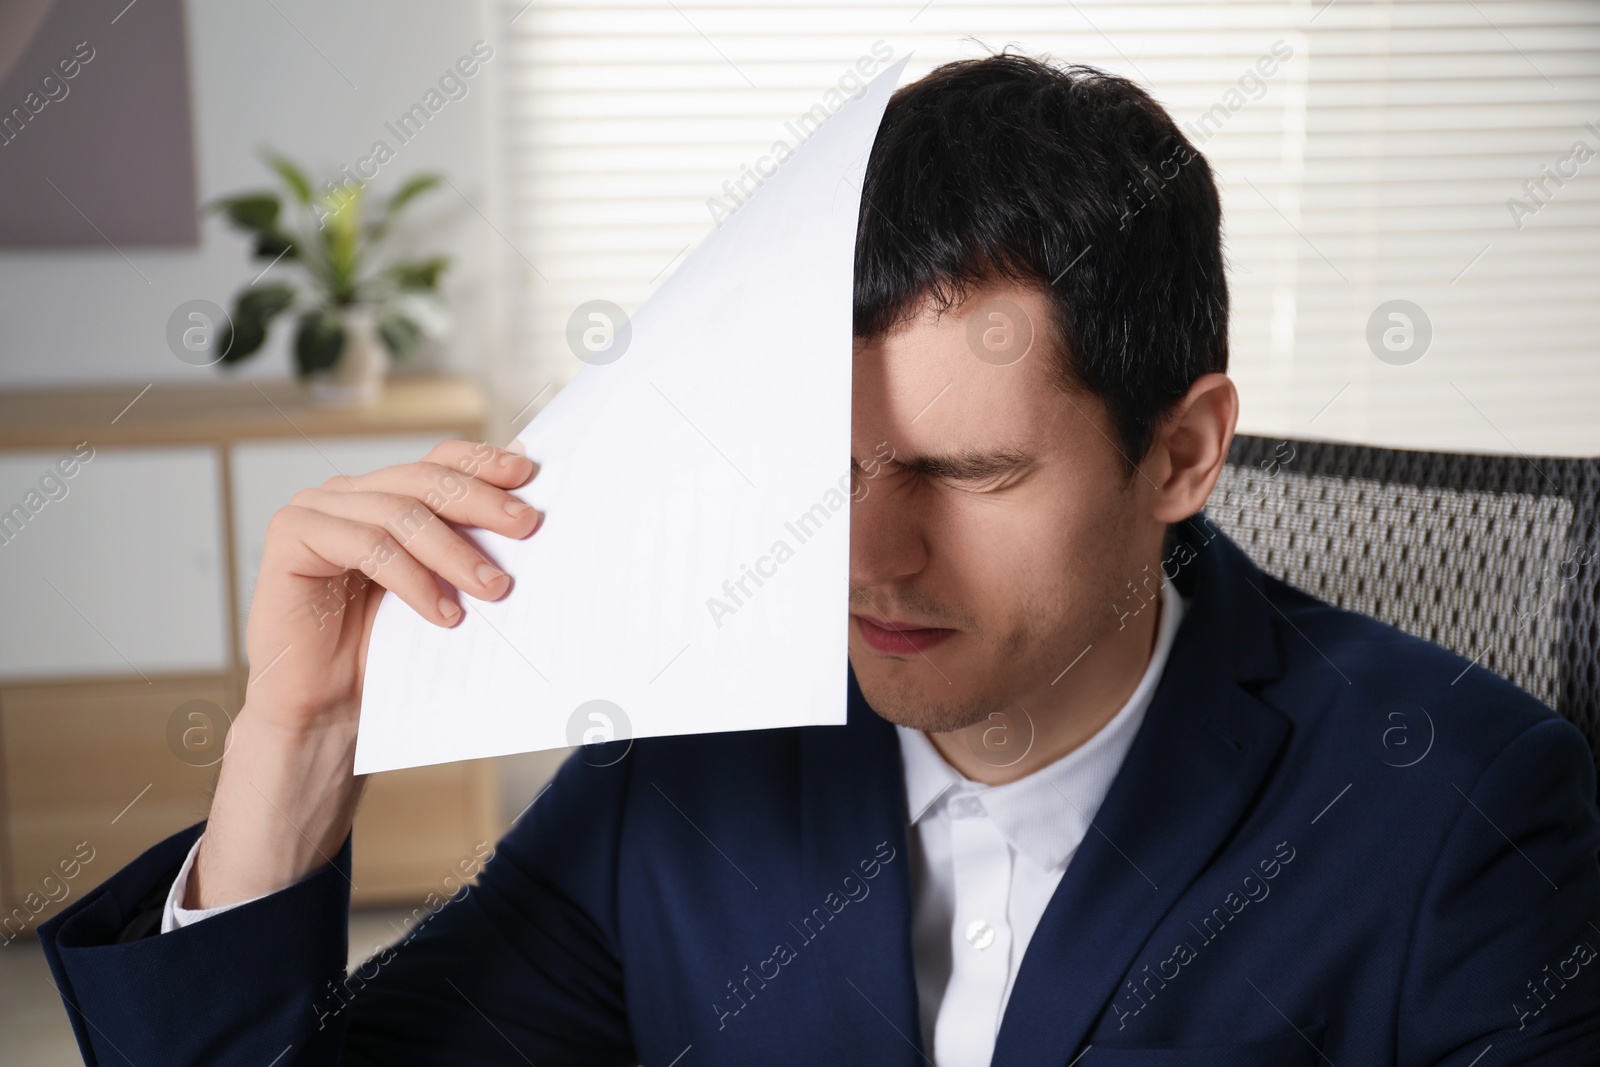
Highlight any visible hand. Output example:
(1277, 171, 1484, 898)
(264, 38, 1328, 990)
(242, 439, 541, 731)
(189, 439, 540, 909)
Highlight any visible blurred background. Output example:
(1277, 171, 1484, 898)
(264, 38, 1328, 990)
(1, 1, 1597, 1061)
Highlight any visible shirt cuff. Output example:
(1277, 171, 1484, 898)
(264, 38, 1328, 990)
(160, 833, 268, 933)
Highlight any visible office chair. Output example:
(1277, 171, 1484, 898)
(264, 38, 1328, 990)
(1209, 434, 1600, 793)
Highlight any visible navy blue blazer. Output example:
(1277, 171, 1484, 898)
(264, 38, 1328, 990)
(40, 519, 1600, 1065)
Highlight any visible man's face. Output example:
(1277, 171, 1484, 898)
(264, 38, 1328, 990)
(848, 283, 1153, 733)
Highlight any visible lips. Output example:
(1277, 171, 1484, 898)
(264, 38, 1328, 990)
(853, 614, 956, 655)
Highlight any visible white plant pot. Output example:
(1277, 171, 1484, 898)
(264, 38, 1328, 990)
(308, 307, 390, 408)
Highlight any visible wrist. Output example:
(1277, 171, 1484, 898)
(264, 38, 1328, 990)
(188, 707, 365, 909)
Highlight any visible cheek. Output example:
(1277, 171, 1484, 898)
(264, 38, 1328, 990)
(936, 495, 1070, 632)
(985, 485, 1134, 645)
(929, 497, 1022, 590)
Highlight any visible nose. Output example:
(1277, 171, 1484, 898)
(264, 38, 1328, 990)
(848, 470, 928, 592)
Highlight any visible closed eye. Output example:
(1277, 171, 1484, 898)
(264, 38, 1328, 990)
(858, 447, 1036, 492)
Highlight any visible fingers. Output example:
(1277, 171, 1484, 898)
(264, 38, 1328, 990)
(269, 504, 466, 628)
(325, 460, 543, 541)
(269, 439, 542, 631)
(286, 488, 517, 612)
(422, 439, 537, 491)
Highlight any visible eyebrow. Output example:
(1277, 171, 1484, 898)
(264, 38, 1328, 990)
(871, 446, 1037, 482)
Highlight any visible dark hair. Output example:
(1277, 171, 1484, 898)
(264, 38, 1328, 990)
(853, 52, 1228, 465)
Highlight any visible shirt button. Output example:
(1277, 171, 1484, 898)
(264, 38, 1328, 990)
(950, 795, 985, 819)
(965, 919, 996, 950)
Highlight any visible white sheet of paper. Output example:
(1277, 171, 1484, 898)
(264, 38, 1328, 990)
(354, 58, 910, 773)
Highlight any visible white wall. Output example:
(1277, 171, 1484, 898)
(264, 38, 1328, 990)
(0, 0, 510, 411)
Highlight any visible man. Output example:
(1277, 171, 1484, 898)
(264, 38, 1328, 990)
(41, 53, 1600, 1066)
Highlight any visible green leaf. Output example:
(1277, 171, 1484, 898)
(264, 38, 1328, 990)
(264, 153, 314, 206)
(238, 283, 296, 320)
(315, 184, 364, 301)
(386, 256, 450, 291)
(376, 311, 422, 358)
(387, 173, 443, 218)
(294, 309, 345, 376)
(217, 320, 262, 364)
(253, 229, 297, 261)
(218, 283, 295, 364)
(213, 193, 281, 234)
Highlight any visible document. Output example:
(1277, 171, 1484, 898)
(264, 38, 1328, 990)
(355, 58, 911, 773)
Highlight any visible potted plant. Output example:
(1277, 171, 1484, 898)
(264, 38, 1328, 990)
(211, 152, 451, 406)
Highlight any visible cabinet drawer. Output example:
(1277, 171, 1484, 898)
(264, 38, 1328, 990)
(1, 677, 502, 924)
(0, 446, 228, 680)
(353, 760, 500, 905)
(1, 676, 232, 927)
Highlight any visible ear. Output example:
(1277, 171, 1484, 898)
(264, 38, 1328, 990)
(1142, 373, 1238, 523)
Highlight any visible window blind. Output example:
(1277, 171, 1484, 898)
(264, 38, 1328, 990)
(498, 1, 1600, 456)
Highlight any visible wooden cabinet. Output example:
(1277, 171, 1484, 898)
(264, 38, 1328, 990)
(1, 677, 232, 929)
(0, 447, 230, 680)
(0, 376, 500, 928)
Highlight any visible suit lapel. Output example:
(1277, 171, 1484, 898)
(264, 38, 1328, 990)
(991, 518, 1291, 1067)
(797, 667, 925, 1065)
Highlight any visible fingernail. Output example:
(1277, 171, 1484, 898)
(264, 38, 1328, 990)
(505, 499, 532, 519)
(476, 562, 507, 586)
(438, 597, 461, 622)
(506, 439, 527, 456)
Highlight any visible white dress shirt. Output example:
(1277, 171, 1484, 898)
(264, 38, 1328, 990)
(163, 582, 1184, 1067)
(898, 578, 1183, 1067)
(160, 827, 261, 931)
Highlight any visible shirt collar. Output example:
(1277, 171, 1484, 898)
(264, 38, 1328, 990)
(896, 578, 1186, 872)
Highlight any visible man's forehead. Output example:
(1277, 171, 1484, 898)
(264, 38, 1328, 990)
(854, 327, 1059, 432)
(855, 281, 1057, 373)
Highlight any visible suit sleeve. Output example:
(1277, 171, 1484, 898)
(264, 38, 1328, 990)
(38, 746, 638, 1066)
(1399, 716, 1600, 1065)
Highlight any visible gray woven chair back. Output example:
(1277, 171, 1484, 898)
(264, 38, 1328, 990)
(1209, 435, 1600, 789)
